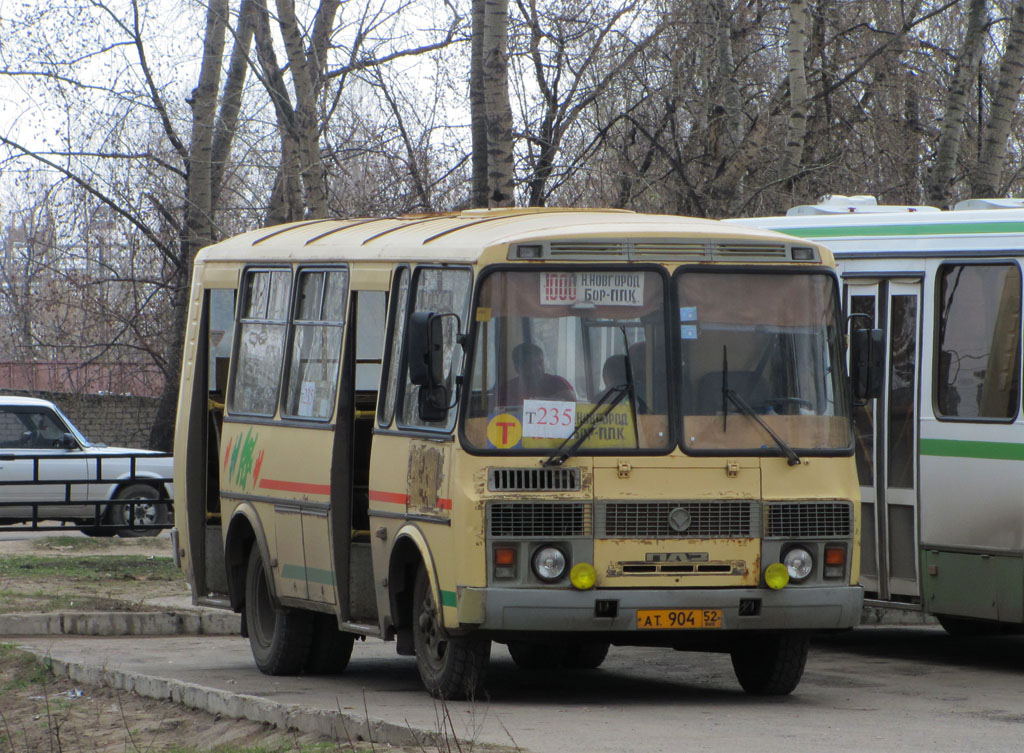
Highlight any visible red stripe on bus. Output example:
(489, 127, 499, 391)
(369, 490, 452, 510)
(369, 490, 409, 505)
(258, 478, 331, 496)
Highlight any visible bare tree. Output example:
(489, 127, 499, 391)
(972, 1, 1024, 197)
(483, 0, 515, 205)
(925, 0, 990, 206)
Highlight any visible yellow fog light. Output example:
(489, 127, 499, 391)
(764, 562, 790, 590)
(570, 562, 597, 590)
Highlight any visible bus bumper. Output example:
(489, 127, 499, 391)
(457, 585, 863, 632)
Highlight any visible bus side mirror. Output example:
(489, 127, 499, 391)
(851, 328, 884, 401)
(409, 311, 451, 422)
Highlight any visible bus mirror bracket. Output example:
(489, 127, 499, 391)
(850, 325, 884, 403)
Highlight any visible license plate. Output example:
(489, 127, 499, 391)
(636, 608, 723, 630)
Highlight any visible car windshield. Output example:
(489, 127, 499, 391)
(676, 270, 851, 454)
(462, 269, 672, 454)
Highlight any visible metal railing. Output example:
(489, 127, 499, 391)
(0, 450, 173, 534)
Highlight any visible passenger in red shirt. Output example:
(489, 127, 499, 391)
(496, 343, 575, 406)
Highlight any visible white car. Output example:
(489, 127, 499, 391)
(0, 395, 173, 536)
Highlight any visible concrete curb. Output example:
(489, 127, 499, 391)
(36, 652, 433, 749)
(0, 610, 240, 636)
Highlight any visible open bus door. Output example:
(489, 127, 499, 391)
(846, 278, 921, 604)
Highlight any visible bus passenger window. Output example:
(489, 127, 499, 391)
(229, 269, 291, 416)
(935, 263, 1021, 420)
(283, 268, 349, 420)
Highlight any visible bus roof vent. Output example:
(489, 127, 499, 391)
(953, 197, 1024, 211)
(711, 243, 789, 261)
(547, 241, 628, 259)
(488, 467, 581, 492)
(631, 241, 708, 260)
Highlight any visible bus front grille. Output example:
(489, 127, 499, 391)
(596, 500, 758, 538)
(488, 467, 581, 492)
(765, 502, 852, 538)
(489, 501, 592, 538)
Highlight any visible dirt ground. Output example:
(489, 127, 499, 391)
(0, 535, 385, 752)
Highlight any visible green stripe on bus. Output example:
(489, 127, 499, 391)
(280, 564, 337, 586)
(441, 589, 458, 608)
(769, 221, 1024, 239)
(920, 438, 1024, 461)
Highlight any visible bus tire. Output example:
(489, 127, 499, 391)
(935, 614, 1003, 637)
(507, 640, 560, 670)
(304, 613, 355, 675)
(412, 565, 490, 699)
(562, 641, 610, 670)
(729, 631, 809, 696)
(244, 546, 313, 675)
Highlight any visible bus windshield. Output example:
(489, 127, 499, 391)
(462, 267, 850, 456)
(463, 268, 672, 453)
(677, 270, 851, 455)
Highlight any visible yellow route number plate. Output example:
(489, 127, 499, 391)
(636, 608, 723, 630)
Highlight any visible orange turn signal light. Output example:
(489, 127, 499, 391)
(495, 547, 517, 567)
(824, 545, 846, 566)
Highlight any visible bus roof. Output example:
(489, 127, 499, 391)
(196, 208, 825, 265)
(729, 197, 1024, 258)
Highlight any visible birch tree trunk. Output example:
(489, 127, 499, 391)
(780, 0, 811, 187)
(712, 0, 742, 149)
(470, 0, 490, 207)
(483, 0, 515, 206)
(972, 1, 1024, 197)
(925, 0, 988, 206)
(276, 0, 337, 218)
(149, 0, 229, 450)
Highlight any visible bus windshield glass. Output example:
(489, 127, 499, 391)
(676, 270, 851, 454)
(463, 268, 672, 453)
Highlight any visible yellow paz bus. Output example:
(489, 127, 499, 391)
(172, 208, 877, 699)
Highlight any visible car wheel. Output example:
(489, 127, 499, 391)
(108, 483, 170, 537)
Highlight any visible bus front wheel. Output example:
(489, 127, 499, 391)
(412, 566, 490, 699)
(244, 546, 313, 675)
(729, 631, 809, 696)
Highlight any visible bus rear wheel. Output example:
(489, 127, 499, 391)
(936, 614, 1005, 636)
(412, 566, 490, 699)
(729, 631, 809, 696)
(304, 613, 355, 674)
(244, 546, 313, 675)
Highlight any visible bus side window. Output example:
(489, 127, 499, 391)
(378, 267, 410, 428)
(398, 267, 472, 431)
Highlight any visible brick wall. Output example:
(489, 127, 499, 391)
(6, 390, 161, 450)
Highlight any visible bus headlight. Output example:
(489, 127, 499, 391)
(783, 547, 814, 582)
(532, 546, 568, 582)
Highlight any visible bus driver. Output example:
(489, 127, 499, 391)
(496, 342, 576, 405)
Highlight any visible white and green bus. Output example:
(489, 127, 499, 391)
(734, 196, 1024, 634)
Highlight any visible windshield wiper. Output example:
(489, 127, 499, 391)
(543, 384, 629, 467)
(721, 346, 802, 466)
